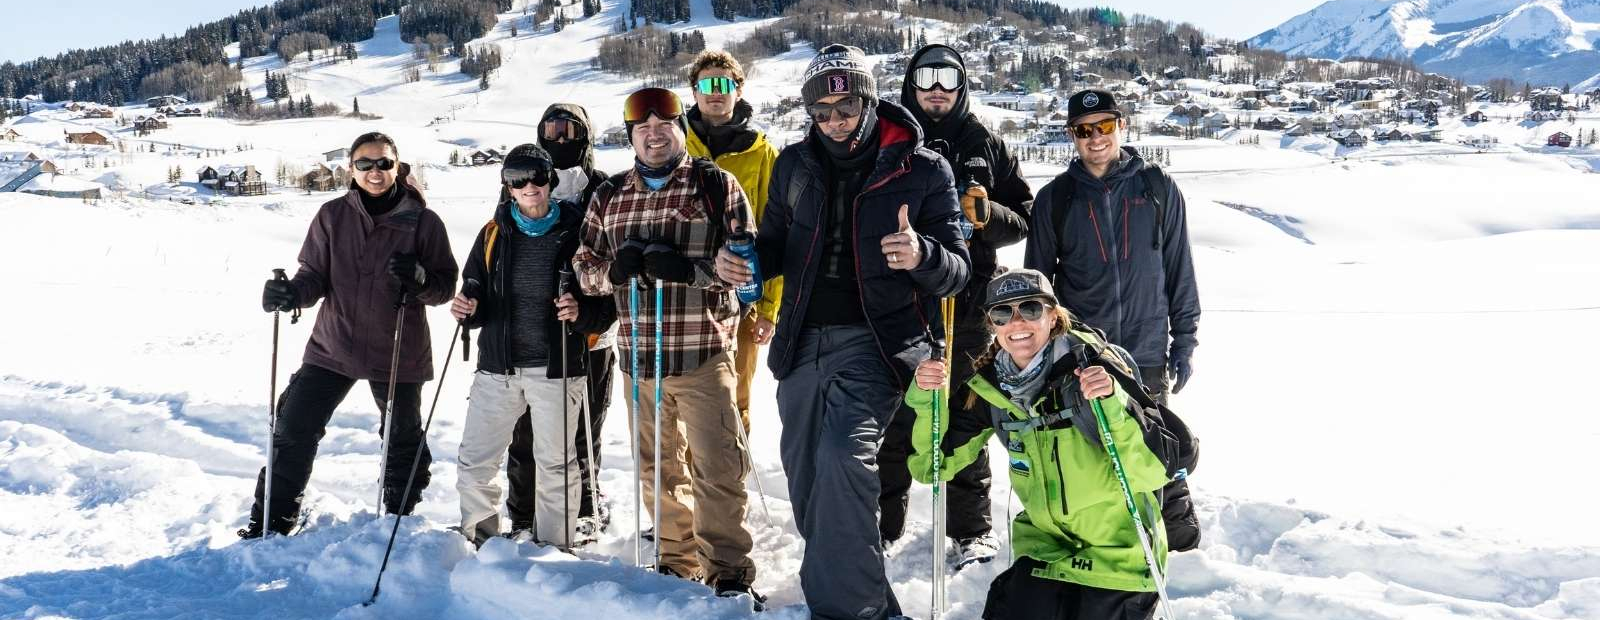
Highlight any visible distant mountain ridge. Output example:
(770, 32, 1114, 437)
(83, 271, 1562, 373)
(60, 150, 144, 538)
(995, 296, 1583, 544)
(1250, 0, 1600, 87)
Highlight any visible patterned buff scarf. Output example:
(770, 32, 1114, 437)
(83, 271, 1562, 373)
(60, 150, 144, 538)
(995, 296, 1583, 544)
(995, 338, 1055, 406)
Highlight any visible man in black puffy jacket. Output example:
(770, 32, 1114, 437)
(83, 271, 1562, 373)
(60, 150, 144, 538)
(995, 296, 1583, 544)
(716, 44, 970, 620)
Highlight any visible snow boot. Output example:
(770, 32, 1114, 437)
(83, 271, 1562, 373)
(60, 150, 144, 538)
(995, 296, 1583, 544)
(714, 579, 767, 612)
(953, 532, 1000, 570)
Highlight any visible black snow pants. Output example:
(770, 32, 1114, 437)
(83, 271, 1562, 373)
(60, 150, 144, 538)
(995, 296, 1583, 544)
(251, 363, 431, 534)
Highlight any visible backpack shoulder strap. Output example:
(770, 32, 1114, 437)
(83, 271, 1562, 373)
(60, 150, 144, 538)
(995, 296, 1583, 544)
(480, 218, 500, 272)
(1139, 164, 1171, 250)
(691, 157, 731, 230)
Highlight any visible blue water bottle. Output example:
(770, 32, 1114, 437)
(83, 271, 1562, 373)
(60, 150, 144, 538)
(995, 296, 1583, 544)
(726, 231, 762, 304)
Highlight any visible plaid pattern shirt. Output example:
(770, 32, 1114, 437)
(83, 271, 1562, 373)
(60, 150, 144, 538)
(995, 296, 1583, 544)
(573, 156, 754, 379)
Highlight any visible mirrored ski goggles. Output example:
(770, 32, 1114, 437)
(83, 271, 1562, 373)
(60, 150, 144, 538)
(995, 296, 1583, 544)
(695, 76, 739, 95)
(352, 157, 396, 172)
(912, 66, 963, 92)
(1070, 118, 1120, 139)
(501, 159, 554, 189)
(806, 96, 865, 123)
(622, 87, 685, 124)
(542, 116, 586, 142)
(986, 299, 1048, 326)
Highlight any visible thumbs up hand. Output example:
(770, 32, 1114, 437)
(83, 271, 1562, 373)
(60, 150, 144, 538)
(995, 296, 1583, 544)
(880, 204, 923, 271)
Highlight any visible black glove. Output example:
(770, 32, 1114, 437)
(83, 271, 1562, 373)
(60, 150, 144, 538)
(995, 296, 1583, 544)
(387, 253, 427, 294)
(608, 238, 649, 286)
(1168, 349, 1194, 394)
(262, 279, 296, 313)
(644, 241, 695, 284)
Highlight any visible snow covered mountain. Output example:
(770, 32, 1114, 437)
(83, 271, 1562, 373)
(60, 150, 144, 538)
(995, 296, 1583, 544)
(1250, 0, 1600, 87)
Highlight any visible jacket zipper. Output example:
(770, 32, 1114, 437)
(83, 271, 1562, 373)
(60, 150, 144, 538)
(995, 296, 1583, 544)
(851, 162, 913, 382)
(1054, 439, 1070, 516)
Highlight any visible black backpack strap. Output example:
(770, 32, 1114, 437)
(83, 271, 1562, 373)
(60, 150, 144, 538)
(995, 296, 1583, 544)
(1139, 165, 1171, 251)
(691, 157, 731, 231)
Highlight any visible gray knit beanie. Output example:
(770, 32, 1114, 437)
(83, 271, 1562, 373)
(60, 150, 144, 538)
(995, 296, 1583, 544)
(802, 44, 876, 106)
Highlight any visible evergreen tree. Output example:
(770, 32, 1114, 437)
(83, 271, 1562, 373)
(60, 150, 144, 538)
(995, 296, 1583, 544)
(352, 96, 360, 116)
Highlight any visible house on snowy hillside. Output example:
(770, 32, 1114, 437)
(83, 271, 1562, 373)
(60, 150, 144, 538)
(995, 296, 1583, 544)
(1547, 132, 1573, 148)
(302, 162, 347, 191)
(1464, 110, 1488, 123)
(197, 165, 265, 196)
(0, 159, 60, 193)
(469, 149, 504, 166)
(134, 115, 168, 132)
(1252, 116, 1289, 131)
(64, 129, 111, 146)
(322, 147, 349, 162)
(147, 95, 187, 108)
(1, 128, 19, 141)
(1331, 129, 1367, 147)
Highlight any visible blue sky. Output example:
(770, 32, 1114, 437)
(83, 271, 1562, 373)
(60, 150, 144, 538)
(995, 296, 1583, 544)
(0, 0, 1328, 64)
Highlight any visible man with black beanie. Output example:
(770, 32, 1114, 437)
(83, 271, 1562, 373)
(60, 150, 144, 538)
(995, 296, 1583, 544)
(716, 44, 971, 620)
(877, 43, 1036, 569)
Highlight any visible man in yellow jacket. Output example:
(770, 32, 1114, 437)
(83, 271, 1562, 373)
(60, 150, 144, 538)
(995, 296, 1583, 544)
(684, 50, 782, 429)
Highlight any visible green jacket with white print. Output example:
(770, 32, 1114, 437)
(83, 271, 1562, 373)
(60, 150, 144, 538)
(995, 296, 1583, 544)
(904, 328, 1176, 592)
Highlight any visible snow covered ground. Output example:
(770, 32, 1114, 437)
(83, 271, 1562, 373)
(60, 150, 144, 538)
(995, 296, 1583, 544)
(3, 1, 1600, 619)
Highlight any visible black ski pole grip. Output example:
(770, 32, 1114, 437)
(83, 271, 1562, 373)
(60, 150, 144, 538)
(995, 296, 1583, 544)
(460, 278, 481, 362)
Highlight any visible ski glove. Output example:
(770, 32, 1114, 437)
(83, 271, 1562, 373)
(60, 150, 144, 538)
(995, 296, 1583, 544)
(387, 252, 427, 294)
(643, 241, 695, 284)
(1168, 351, 1193, 394)
(262, 278, 297, 313)
(608, 238, 649, 286)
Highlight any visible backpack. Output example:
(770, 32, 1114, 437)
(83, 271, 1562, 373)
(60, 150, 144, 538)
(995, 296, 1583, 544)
(1068, 322, 1201, 552)
(1053, 162, 1172, 251)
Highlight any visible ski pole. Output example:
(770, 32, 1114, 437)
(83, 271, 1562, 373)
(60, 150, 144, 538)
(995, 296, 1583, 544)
(929, 295, 956, 619)
(1075, 345, 1174, 619)
(629, 276, 644, 568)
(364, 321, 460, 606)
(558, 268, 574, 548)
(729, 414, 771, 525)
(652, 281, 663, 571)
(263, 268, 296, 537)
(377, 288, 409, 513)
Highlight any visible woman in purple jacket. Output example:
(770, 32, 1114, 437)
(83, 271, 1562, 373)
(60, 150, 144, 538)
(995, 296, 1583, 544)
(245, 132, 458, 538)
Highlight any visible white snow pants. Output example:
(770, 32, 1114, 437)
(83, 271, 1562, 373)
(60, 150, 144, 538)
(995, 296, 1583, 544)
(457, 368, 583, 546)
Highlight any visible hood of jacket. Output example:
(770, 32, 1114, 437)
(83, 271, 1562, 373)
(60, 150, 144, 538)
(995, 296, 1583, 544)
(901, 44, 971, 147)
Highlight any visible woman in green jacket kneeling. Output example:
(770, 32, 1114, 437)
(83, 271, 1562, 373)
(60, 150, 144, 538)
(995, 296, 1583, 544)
(907, 268, 1179, 619)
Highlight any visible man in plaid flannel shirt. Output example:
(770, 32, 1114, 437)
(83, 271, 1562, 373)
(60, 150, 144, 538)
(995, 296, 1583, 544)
(572, 88, 761, 605)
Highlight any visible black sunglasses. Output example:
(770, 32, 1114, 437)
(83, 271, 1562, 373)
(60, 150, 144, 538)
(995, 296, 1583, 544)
(352, 157, 396, 172)
(502, 166, 553, 189)
(806, 96, 865, 123)
(986, 299, 1047, 326)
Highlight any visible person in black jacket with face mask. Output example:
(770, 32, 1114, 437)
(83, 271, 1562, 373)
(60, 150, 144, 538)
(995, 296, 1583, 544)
(877, 43, 1036, 569)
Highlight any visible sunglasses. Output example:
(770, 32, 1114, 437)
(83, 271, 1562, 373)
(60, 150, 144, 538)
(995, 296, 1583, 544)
(1070, 118, 1120, 140)
(502, 158, 554, 189)
(541, 117, 586, 142)
(986, 299, 1047, 326)
(912, 66, 963, 92)
(806, 96, 865, 124)
(623, 87, 685, 124)
(352, 157, 396, 172)
(695, 76, 739, 95)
